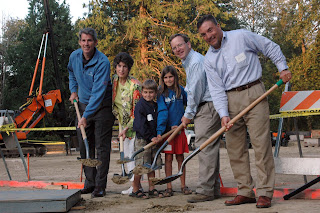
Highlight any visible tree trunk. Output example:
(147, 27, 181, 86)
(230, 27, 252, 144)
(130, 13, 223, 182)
(139, 3, 148, 67)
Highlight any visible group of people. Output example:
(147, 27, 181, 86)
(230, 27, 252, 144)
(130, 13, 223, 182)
(68, 14, 292, 209)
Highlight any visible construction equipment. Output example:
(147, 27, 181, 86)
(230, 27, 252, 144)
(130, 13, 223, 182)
(0, 32, 62, 157)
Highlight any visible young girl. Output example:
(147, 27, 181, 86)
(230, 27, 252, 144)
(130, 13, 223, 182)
(156, 65, 192, 197)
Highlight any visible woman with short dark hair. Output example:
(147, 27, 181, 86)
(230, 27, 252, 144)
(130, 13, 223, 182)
(112, 52, 141, 195)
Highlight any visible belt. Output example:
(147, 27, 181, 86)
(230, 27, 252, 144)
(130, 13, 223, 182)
(198, 101, 207, 107)
(226, 79, 261, 92)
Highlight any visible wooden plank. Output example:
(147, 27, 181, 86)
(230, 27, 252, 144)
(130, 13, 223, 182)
(0, 189, 80, 213)
(303, 138, 320, 147)
(275, 157, 320, 175)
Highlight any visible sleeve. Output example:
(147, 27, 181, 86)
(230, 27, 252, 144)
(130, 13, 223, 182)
(204, 57, 229, 118)
(244, 30, 288, 72)
(68, 55, 78, 94)
(83, 59, 111, 119)
(183, 62, 206, 119)
(181, 86, 188, 106)
(156, 94, 168, 135)
(126, 83, 141, 130)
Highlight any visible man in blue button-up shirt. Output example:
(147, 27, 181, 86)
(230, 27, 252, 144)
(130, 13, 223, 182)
(197, 14, 292, 208)
(68, 28, 115, 198)
(169, 34, 221, 203)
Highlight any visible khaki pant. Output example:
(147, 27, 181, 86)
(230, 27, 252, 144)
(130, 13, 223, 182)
(194, 102, 221, 196)
(226, 82, 275, 198)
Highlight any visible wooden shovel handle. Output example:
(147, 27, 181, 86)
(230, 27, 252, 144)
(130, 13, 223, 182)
(200, 80, 284, 150)
(143, 128, 176, 150)
(119, 122, 124, 152)
(73, 100, 86, 140)
(166, 123, 185, 143)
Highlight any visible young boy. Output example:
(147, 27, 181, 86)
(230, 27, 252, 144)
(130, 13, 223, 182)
(131, 79, 162, 199)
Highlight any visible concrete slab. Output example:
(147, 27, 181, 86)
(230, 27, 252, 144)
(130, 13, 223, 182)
(0, 189, 80, 213)
(275, 157, 320, 175)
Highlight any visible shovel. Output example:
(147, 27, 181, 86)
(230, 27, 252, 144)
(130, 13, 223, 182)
(73, 100, 102, 167)
(135, 123, 185, 175)
(117, 128, 176, 164)
(153, 79, 284, 185)
(111, 123, 133, 184)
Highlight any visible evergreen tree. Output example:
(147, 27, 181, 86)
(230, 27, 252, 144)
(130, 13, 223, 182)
(0, 18, 27, 109)
(77, 0, 240, 84)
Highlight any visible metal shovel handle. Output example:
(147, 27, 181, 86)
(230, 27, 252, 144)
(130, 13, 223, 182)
(149, 123, 185, 169)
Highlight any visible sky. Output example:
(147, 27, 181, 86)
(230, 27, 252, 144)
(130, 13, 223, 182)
(1, 0, 89, 23)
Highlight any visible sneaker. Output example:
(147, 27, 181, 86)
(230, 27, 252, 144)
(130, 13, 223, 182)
(121, 186, 133, 195)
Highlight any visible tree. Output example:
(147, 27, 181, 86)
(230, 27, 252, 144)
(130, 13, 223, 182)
(283, 0, 320, 91)
(232, 0, 265, 33)
(3, 0, 77, 132)
(263, 0, 320, 130)
(0, 17, 27, 109)
(77, 0, 240, 84)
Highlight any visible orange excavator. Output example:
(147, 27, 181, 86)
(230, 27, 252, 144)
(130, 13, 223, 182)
(0, 33, 62, 156)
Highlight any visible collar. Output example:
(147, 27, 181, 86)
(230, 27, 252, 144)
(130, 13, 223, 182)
(209, 31, 227, 53)
(82, 47, 98, 67)
(182, 49, 195, 68)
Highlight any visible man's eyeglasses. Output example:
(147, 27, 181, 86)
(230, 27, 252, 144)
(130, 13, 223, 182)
(172, 43, 186, 52)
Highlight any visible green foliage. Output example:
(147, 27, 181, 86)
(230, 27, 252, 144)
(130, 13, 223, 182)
(77, 0, 240, 85)
(2, 0, 319, 133)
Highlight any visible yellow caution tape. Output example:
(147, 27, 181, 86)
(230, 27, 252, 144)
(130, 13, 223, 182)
(0, 123, 16, 135)
(19, 140, 66, 145)
(270, 109, 320, 119)
(0, 126, 76, 132)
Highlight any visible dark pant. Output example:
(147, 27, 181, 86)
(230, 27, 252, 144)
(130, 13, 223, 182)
(77, 99, 115, 189)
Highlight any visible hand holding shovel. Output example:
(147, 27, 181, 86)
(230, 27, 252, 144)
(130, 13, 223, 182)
(152, 79, 284, 185)
(73, 100, 101, 167)
(133, 123, 185, 175)
(117, 128, 175, 164)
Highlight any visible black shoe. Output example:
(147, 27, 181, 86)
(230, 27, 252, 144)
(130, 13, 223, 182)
(80, 187, 95, 194)
(91, 187, 106, 198)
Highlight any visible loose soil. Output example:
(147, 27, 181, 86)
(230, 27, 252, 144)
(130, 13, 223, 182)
(1, 141, 320, 213)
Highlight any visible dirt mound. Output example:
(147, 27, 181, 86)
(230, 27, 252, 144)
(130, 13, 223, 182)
(143, 202, 194, 212)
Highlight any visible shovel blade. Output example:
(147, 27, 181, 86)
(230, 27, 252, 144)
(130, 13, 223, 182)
(133, 165, 152, 175)
(78, 158, 102, 167)
(116, 158, 133, 164)
(154, 173, 182, 185)
(112, 173, 130, 185)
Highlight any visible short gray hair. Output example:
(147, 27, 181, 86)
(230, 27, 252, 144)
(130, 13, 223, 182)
(79, 28, 97, 41)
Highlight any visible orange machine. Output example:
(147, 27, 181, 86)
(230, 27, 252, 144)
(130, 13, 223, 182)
(0, 33, 62, 142)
